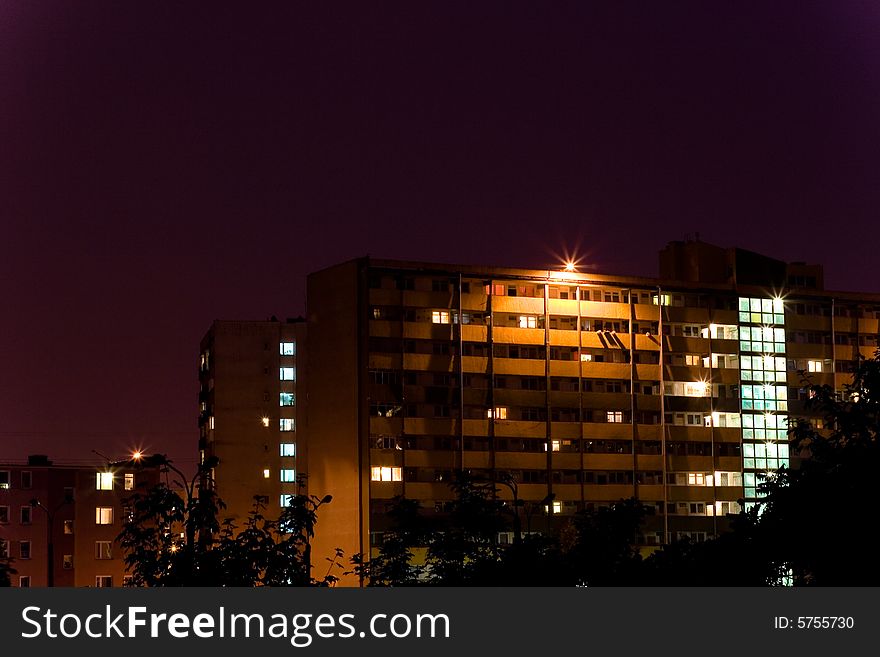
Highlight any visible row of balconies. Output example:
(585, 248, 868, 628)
(367, 289, 746, 323)
(369, 354, 745, 379)
(368, 288, 880, 333)
(370, 320, 745, 351)
(369, 416, 742, 440)
(370, 449, 741, 472)
(369, 482, 743, 504)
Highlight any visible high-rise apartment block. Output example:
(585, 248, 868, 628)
(198, 319, 306, 528)
(203, 240, 880, 585)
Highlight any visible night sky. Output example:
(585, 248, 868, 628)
(2, 2, 879, 466)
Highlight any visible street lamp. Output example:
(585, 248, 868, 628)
(30, 495, 72, 587)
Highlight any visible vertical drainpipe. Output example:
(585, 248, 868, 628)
(658, 286, 669, 545)
(831, 298, 837, 397)
(578, 284, 585, 507)
(488, 282, 496, 476)
(457, 273, 465, 472)
(357, 260, 370, 584)
(398, 274, 407, 496)
(399, 271, 407, 500)
(544, 279, 553, 524)
(629, 289, 638, 501)
(707, 302, 717, 537)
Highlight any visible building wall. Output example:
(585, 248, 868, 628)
(305, 260, 367, 584)
(73, 464, 160, 587)
(0, 462, 76, 587)
(0, 458, 159, 587)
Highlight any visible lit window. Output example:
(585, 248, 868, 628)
(370, 466, 402, 482)
(280, 392, 295, 406)
(683, 382, 710, 397)
(96, 472, 114, 490)
(280, 342, 296, 356)
(652, 294, 670, 306)
(280, 418, 295, 432)
(432, 311, 450, 324)
(280, 469, 296, 482)
(63, 520, 74, 534)
(518, 315, 538, 329)
(684, 354, 701, 366)
(551, 440, 560, 452)
(96, 576, 113, 588)
(807, 360, 822, 373)
(280, 443, 296, 457)
(0, 539, 7, 557)
(0, 471, 9, 489)
(263, 469, 271, 479)
(209, 416, 215, 430)
(124, 473, 134, 491)
(261, 416, 270, 427)
(487, 406, 508, 420)
(280, 367, 296, 381)
(607, 411, 623, 423)
(280, 494, 295, 507)
(580, 353, 592, 362)
(95, 507, 114, 525)
(95, 541, 112, 560)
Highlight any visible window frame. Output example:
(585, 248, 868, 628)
(95, 506, 114, 525)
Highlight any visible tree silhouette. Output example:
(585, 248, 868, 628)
(752, 354, 880, 585)
(215, 493, 340, 586)
(117, 455, 224, 586)
(350, 496, 427, 586)
(0, 553, 14, 587)
(563, 498, 646, 586)
(118, 458, 338, 586)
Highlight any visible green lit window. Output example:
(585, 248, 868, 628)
(280, 367, 295, 381)
(280, 469, 296, 482)
(280, 392, 295, 406)
(280, 419, 295, 432)
(280, 443, 296, 457)
(280, 342, 296, 356)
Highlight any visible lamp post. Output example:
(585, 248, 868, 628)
(303, 494, 332, 580)
(29, 495, 72, 587)
(496, 472, 554, 544)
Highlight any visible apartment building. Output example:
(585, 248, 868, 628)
(198, 318, 306, 527)
(303, 240, 878, 582)
(0, 455, 159, 587)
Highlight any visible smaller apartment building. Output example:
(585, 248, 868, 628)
(198, 318, 307, 528)
(0, 455, 159, 587)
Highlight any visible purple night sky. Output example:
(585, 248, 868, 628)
(2, 2, 879, 467)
